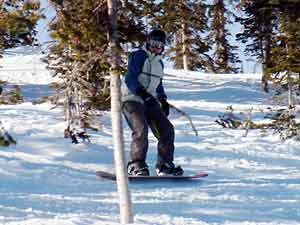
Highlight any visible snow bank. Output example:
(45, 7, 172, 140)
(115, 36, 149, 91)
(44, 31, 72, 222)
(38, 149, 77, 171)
(0, 54, 57, 84)
(0, 54, 299, 225)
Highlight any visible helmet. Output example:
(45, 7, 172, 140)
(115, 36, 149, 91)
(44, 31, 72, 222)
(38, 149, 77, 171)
(148, 29, 166, 44)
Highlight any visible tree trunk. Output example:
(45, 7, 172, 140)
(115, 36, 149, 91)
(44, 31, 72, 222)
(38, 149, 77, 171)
(181, 23, 188, 71)
(107, 0, 133, 224)
(287, 73, 293, 109)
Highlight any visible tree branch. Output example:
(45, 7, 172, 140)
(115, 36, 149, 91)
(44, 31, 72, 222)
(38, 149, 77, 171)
(169, 103, 198, 136)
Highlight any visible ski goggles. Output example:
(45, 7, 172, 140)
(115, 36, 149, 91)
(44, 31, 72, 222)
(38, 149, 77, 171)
(148, 39, 165, 49)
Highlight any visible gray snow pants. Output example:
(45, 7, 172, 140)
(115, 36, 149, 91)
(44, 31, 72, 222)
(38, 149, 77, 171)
(122, 101, 175, 167)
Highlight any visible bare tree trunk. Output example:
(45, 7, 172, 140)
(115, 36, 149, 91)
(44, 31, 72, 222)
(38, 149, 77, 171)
(181, 22, 188, 71)
(287, 73, 293, 108)
(107, 0, 133, 224)
(286, 42, 293, 110)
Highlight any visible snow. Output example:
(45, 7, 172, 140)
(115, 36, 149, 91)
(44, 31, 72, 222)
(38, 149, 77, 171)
(0, 54, 57, 84)
(0, 55, 299, 225)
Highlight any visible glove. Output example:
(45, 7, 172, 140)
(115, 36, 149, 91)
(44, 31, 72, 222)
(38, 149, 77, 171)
(159, 98, 170, 116)
(136, 88, 157, 106)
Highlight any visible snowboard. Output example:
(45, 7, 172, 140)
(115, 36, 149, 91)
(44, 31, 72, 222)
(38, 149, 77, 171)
(96, 170, 208, 181)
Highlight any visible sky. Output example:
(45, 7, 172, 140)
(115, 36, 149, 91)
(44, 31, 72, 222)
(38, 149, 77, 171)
(35, 0, 55, 43)
(35, 0, 261, 74)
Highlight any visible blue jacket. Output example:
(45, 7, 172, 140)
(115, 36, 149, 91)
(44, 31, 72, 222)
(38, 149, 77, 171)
(121, 47, 167, 103)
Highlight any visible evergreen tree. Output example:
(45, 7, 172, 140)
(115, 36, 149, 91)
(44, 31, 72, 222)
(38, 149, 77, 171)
(0, 0, 42, 57)
(259, 0, 300, 140)
(236, 0, 278, 89)
(47, 0, 146, 141)
(151, 0, 212, 71)
(208, 0, 240, 73)
(266, 1, 300, 76)
(265, 1, 300, 107)
(0, 0, 42, 99)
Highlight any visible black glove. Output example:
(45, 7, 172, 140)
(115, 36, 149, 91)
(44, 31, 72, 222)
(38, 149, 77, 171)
(136, 88, 157, 106)
(159, 98, 170, 116)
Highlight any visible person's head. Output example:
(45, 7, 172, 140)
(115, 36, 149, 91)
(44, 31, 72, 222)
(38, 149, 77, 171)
(146, 28, 166, 55)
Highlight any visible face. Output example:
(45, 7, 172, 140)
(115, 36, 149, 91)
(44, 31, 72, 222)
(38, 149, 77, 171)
(148, 39, 164, 54)
(149, 46, 163, 54)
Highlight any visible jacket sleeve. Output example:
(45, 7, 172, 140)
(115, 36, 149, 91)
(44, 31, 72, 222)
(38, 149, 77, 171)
(156, 79, 167, 100)
(125, 50, 148, 94)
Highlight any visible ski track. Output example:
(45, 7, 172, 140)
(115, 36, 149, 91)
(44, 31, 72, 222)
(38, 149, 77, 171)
(0, 57, 299, 224)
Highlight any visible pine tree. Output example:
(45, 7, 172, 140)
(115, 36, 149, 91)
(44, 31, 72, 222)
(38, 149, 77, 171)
(266, 1, 300, 75)
(151, 0, 212, 71)
(47, 0, 146, 141)
(0, 0, 42, 98)
(208, 0, 240, 73)
(265, 1, 300, 106)
(236, 0, 277, 90)
(260, 0, 300, 140)
(237, 0, 276, 61)
(0, 0, 42, 57)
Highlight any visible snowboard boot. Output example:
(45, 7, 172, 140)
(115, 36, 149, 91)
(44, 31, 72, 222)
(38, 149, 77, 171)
(127, 161, 150, 176)
(156, 162, 184, 176)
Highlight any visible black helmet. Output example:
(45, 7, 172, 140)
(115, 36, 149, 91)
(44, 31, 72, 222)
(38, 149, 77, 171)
(148, 29, 166, 44)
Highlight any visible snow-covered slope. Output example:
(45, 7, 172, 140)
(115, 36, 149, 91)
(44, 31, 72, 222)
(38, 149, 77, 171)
(0, 55, 299, 225)
(0, 54, 56, 84)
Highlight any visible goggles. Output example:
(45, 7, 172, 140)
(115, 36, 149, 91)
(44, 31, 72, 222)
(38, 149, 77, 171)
(148, 39, 164, 49)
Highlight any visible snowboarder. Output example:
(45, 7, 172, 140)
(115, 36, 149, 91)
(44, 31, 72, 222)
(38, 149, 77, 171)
(121, 28, 184, 176)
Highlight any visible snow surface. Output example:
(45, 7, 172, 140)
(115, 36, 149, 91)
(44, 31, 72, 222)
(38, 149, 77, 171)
(0, 55, 299, 225)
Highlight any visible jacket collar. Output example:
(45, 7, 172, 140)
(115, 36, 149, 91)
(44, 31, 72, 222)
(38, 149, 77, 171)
(142, 45, 162, 60)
